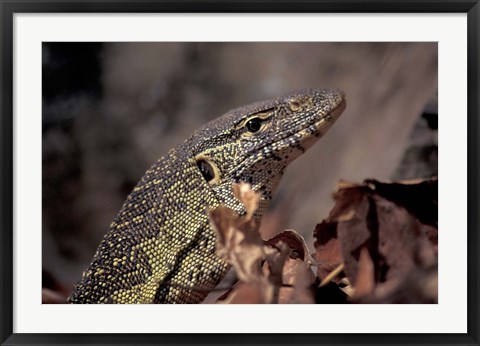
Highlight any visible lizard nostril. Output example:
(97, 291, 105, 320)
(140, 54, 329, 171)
(289, 100, 301, 111)
(288, 96, 313, 112)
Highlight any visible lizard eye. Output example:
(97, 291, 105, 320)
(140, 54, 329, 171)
(245, 118, 262, 132)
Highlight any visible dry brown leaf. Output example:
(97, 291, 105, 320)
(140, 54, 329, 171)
(233, 182, 260, 220)
(210, 184, 280, 303)
(351, 247, 375, 299)
(212, 185, 316, 304)
(267, 231, 315, 302)
(266, 230, 315, 304)
(263, 242, 290, 303)
(357, 267, 437, 303)
(209, 206, 239, 262)
(366, 177, 438, 229)
(339, 278, 355, 297)
(278, 259, 315, 304)
(314, 177, 438, 304)
(335, 180, 359, 190)
(313, 221, 344, 284)
(219, 282, 264, 304)
(210, 205, 264, 284)
(267, 229, 310, 261)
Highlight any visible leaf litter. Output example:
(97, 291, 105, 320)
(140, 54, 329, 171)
(209, 177, 438, 304)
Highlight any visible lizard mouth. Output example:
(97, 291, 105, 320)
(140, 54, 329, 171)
(285, 98, 346, 151)
(279, 97, 346, 148)
(327, 99, 346, 123)
(313, 98, 346, 134)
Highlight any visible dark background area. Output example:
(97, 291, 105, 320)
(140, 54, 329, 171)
(42, 42, 437, 295)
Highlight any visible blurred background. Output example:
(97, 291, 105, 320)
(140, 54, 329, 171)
(42, 42, 437, 297)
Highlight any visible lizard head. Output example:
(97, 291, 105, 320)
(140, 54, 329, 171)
(188, 88, 346, 217)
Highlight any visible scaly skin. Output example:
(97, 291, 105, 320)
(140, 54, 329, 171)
(67, 89, 346, 304)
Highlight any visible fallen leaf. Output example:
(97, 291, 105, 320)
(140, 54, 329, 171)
(210, 184, 281, 303)
(212, 185, 316, 304)
(267, 229, 310, 261)
(233, 182, 260, 221)
(219, 282, 264, 304)
(313, 222, 343, 283)
(351, 247, 375, 299)
(266, 230, 315, 303)
(314, 177, 438, 304)
(278, 259, 315, 304)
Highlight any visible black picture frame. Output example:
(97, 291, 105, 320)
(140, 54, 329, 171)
(1, 1, 478, 345)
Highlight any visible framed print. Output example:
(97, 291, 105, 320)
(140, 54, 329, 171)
(1, 1, 479, 345)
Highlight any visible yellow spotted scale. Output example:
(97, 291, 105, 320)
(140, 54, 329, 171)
(67, 89, 346, 304)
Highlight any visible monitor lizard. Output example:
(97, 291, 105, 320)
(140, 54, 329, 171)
(67, 88, 346, 304)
